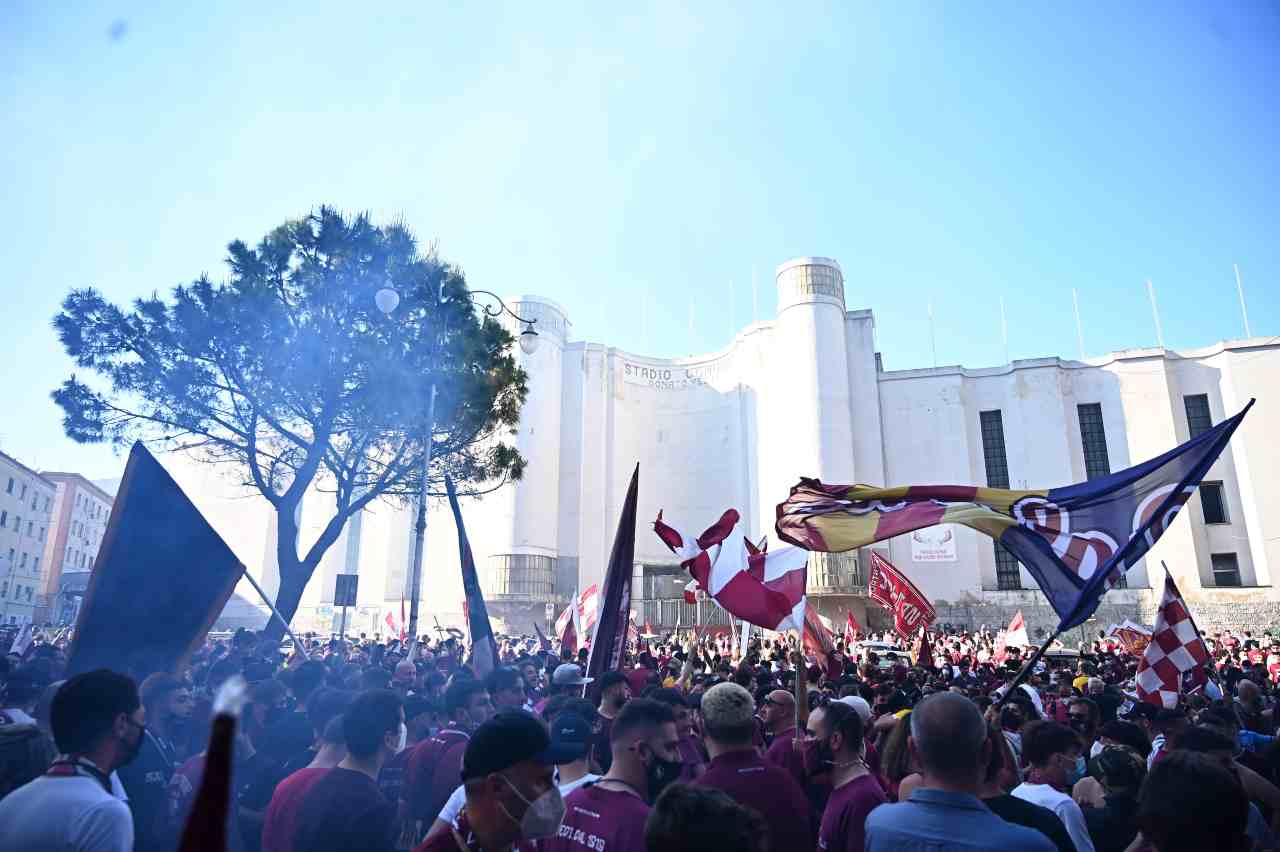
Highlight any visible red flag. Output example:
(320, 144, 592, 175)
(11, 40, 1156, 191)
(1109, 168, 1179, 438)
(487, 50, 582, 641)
(1136, 573, 1211, 708)
(384, 611, 397, 635)
(1005, 610, 1028, 647)
(802, 601, 836, 659)
(915, 628, 935, 669)
(843, 611, 861, 648)
(867, 551, 936, 640)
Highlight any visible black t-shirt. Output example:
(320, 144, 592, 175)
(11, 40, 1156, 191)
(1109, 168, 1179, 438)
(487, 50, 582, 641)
(118, 732, 177, 852)
(983, 794, 1075, 852)
(1083, 793, 1141, 852)
(294, 767, 396, 852)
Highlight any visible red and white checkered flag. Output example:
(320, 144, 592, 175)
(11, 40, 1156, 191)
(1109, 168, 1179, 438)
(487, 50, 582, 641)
(1136, 573, 1210, 708)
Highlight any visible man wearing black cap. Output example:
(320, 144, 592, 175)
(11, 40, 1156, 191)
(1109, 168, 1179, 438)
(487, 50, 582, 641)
(540, 698, 682, 852)
(414, 711, 573, 852)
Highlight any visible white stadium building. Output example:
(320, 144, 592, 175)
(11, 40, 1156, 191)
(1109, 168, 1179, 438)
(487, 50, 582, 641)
(167, 257, 1280, 642)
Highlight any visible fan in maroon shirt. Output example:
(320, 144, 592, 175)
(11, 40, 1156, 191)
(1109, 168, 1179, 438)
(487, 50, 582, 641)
(808, 702, 886, 852)
(403, 681, 493, 836)
(540, 698, 683, 852)
(261, 767, 328, 852)
(292, 690, 405, 852)
(694, 683, 814, 851)
(414, 711, 577, 852)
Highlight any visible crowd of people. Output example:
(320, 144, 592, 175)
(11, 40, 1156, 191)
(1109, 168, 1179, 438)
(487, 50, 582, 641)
(2, 619, 1279, 852)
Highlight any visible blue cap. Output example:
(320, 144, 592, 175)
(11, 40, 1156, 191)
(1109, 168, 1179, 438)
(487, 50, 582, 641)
(548, 712, 592, 761)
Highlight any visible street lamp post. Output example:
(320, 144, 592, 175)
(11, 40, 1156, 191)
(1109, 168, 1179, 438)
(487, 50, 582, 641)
(376, 283, 539, 642)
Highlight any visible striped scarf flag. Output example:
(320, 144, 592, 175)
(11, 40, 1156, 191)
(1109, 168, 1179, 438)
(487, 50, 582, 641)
(653, 508, 809, 632)
(777, 400, 1253, 632)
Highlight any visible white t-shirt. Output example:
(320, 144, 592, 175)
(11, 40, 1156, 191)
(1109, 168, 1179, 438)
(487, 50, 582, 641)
(437, 771, 602, 827)
(0, 773, 134, 852)
(1013, 781, 1095, 852)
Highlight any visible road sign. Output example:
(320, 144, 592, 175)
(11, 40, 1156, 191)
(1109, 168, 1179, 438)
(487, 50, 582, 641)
(334, 574, 358, 607)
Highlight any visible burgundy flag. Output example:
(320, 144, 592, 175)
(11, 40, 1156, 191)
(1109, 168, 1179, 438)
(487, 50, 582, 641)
(586, 464, 639, 682)
(1136, 573, 1211, 708)
(867, 551, 936, 640)
(843, 611, 861, 647)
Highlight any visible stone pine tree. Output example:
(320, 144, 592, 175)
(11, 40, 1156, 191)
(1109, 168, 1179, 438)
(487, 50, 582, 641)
(51, 206, 528, 636)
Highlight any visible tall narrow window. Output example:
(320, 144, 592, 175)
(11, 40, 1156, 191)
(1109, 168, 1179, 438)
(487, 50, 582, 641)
(1184, 394, 1213, 438)
(981, 410, 1021, 590)
(1077, 403, 1112, 480)
(1201, 482, 1229, 525)
(1212, 553, 1241, 587)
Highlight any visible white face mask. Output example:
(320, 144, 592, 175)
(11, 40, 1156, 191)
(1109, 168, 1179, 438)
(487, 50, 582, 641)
(1090, 740, 1104, 759)
(396, 722, 408, 754)
(500, 774, 566, 839)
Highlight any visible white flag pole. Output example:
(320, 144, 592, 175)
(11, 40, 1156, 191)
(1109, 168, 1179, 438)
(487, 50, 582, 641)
(1146, 280, 1165, 349)
(1234, 263, 1252, 338)
(1072, 288, 1086, 359)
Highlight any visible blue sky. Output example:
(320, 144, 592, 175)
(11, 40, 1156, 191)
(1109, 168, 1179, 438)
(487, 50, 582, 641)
(3, 2, 1277, 481)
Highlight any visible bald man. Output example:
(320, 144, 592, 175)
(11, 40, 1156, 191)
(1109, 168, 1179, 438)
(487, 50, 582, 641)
(762, 688, 817, 798)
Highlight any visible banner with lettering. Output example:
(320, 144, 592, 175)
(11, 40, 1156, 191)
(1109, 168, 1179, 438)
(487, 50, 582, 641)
(867, 551, 936, 639)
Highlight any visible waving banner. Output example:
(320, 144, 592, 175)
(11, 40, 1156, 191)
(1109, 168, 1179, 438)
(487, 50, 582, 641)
(868, 551, 935, 639)
(777, 400, 1253, 631)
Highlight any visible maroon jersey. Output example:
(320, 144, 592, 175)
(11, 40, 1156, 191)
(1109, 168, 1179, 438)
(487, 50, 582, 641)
(817, 773, 887, 852)
(404, 727, 471, 827)
(695, 749, 814, 851)
(538, 783, 649, 852)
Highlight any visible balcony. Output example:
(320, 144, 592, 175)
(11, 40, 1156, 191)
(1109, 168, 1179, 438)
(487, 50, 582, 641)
(806, 551, 865, 596)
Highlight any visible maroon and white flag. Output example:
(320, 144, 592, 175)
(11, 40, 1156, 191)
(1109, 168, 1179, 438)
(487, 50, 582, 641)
(867, 551, 936, 640)
(1136, 573, 1211, 708)
(653, 508, 808, 631)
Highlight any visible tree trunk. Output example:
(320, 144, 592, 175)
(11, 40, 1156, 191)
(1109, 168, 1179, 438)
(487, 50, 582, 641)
(260, 504, 314, 642)
(263, 562, 310, 641)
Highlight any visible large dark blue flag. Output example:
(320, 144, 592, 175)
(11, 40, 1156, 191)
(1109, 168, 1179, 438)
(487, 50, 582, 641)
(777, 400, 1254, 631)
(446, 474, 497, 678)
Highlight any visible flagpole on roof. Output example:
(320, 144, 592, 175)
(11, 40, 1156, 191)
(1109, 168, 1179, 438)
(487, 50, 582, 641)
(928, 300, 938, 368)
(999, 296, 1009, 364)
(1234, 263, 1252, 338)
(1072, 289, 1086, 360)
(1146, 280, 1165, 349)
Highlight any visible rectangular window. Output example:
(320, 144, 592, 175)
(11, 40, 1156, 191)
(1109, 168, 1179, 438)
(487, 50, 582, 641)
(43, 497, 49, 512)
(13, 517, 20, 534)
(1201, 482, 1229, 525)
(981, 410, 1020, 589)
(0, 581, 6, 598)
(1184, 394, 1213, 438)
(38, 527, 45, 542)
(994, 544, 1022, 591)
(1077, 403, 1112, 480)
(32, 557, 40, 575)
(5, 477, 12, 494)
(25, 521, 32, 537)
(19, 483, 26, 499)
(1212, 553, 1242, 587)
(980, 410, 1011, 488)
(19, 552, 26, 568)
(0, 511, 6, 527)
(24, 587, 31, 601)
